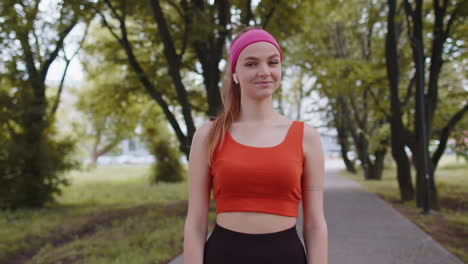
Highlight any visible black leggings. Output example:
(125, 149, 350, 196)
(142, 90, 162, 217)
(203, 222, 308, 264)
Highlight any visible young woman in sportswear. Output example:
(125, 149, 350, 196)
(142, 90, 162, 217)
(183, 26, 328, 264)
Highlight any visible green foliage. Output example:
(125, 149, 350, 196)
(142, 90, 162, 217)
(78, 20, 189, 178)
(140, 106, 186, 184)
(0, 62, 79, 210)
(0, 0, 91, 209)
(287, 0, 393, 173)
(74, 60, 142, 160)
(369, 123, 391, 154)
(0, 125, 78, 209)
(150, 140, 186, 183)
(75, 21, 167, 166)
(431, 62, 467, 161)
(449, 128, 467, 161)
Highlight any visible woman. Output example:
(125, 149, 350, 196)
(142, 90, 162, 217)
(183, 26, 328, 264)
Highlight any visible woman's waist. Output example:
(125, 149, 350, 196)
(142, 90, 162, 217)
(216, 211, 297, 234)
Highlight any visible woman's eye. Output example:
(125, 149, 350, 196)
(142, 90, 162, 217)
(245, 61, 279, 67)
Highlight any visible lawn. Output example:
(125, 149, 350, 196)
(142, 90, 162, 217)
(342, 154, 468, 263)
(0, 165, 217, 264)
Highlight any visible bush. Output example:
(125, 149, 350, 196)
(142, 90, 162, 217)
(139, 106, 186, 184)
(149, 139, 185, 183)
(0, 128, 78, 209)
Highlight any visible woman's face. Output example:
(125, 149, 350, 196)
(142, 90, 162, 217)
(234, 41, 282, 100)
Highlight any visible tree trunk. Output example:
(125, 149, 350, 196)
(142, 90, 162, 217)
(88, 151, 98, 170)
(392, 144, 414, 201)
(22, 125, 46, 207)
(386, 0, 414, 202)
(405, 0, 437, 211)
(334, 97, 357, 173)
(87, 137, 121, 170)
(20, 82, 48, 207)
(368, 149, 386, 180)
(413, 151, 439, 209)
(344, 98, 371, 180)
(355, 135, 371, 180)
(337, 131, 357, 174)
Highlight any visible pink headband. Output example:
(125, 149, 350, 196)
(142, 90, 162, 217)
(229, 29, 283, 74)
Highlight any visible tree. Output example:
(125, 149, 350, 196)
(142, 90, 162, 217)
(75, 62, 142, 169)
(289, 0, 391, 179)
(0, 0, 91, 208)
(385, 0, 416, 201)
(89, 0, 306, 160)
(386, 0, 467, 210)
(140, 104, 186, 183)
(77, 22, 189, 182)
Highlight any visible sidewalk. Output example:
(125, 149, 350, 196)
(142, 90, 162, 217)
(170, 159, 465, 264)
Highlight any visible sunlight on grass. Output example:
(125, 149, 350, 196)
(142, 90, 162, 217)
(57, 165, 188, 206)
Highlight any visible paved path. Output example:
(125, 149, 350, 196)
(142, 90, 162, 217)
(170, 159, 465, 264)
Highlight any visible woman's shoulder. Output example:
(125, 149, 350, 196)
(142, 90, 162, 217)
(192, 120, 216, 146)
(299, 120, 319, 135)
(198, 120, 216, 135)
(302, 122, 322, 152)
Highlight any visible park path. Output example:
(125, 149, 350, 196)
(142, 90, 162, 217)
(170, 159, 465, 264)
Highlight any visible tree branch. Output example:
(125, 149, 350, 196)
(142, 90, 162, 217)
(32, 27, 42, 64)
(215, 0, 230, 59)
(443, 1, 461, 40)
(95, 9, 123, 44)
(262, 4, 276, 29)
(242, 0, 254, 25)
(403, 0, 415, 17)
(148, 0, 181, 65)
(49, 24, 89, 117)
(167, 0, 184, 17)
(432, 103, 468, 168)
(103, 0, 123, 21)
(402, 75, 415, 108)
(348, 94, 365, 130)
(40, 17, 79, 83)
(403, 0, 413, 41)
(179, 0, 190, 60)
(368, 86, 392, 121)
(96, 0, 190, 157)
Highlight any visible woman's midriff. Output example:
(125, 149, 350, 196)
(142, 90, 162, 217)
(216, 211, 297, 234)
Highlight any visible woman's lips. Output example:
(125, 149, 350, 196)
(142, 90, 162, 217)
(255, 81, 273, 86)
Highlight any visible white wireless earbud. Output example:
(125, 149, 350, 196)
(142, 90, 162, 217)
(233, 74, 239, 84)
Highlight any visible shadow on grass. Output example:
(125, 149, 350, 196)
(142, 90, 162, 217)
(2, 200, 193, 264)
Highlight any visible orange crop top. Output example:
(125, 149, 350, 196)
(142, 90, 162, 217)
(210, 121, 304, 217)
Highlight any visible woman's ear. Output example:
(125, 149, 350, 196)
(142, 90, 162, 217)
(233, 73, 239, 84)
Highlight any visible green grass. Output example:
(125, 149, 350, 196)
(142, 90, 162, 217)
(29, 209, 185, 264)
(0, 165, 218, 264)
(57, 165, 188, 206)
(342, 155, 468, 263)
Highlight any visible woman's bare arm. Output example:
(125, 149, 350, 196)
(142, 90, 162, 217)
(183, 122, 213, 264)
(302, 124, 328, 264)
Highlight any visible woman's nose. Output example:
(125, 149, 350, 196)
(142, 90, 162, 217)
(257, 62, 271, 77)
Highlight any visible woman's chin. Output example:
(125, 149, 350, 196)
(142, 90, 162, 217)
(252, 90, 276, 100)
